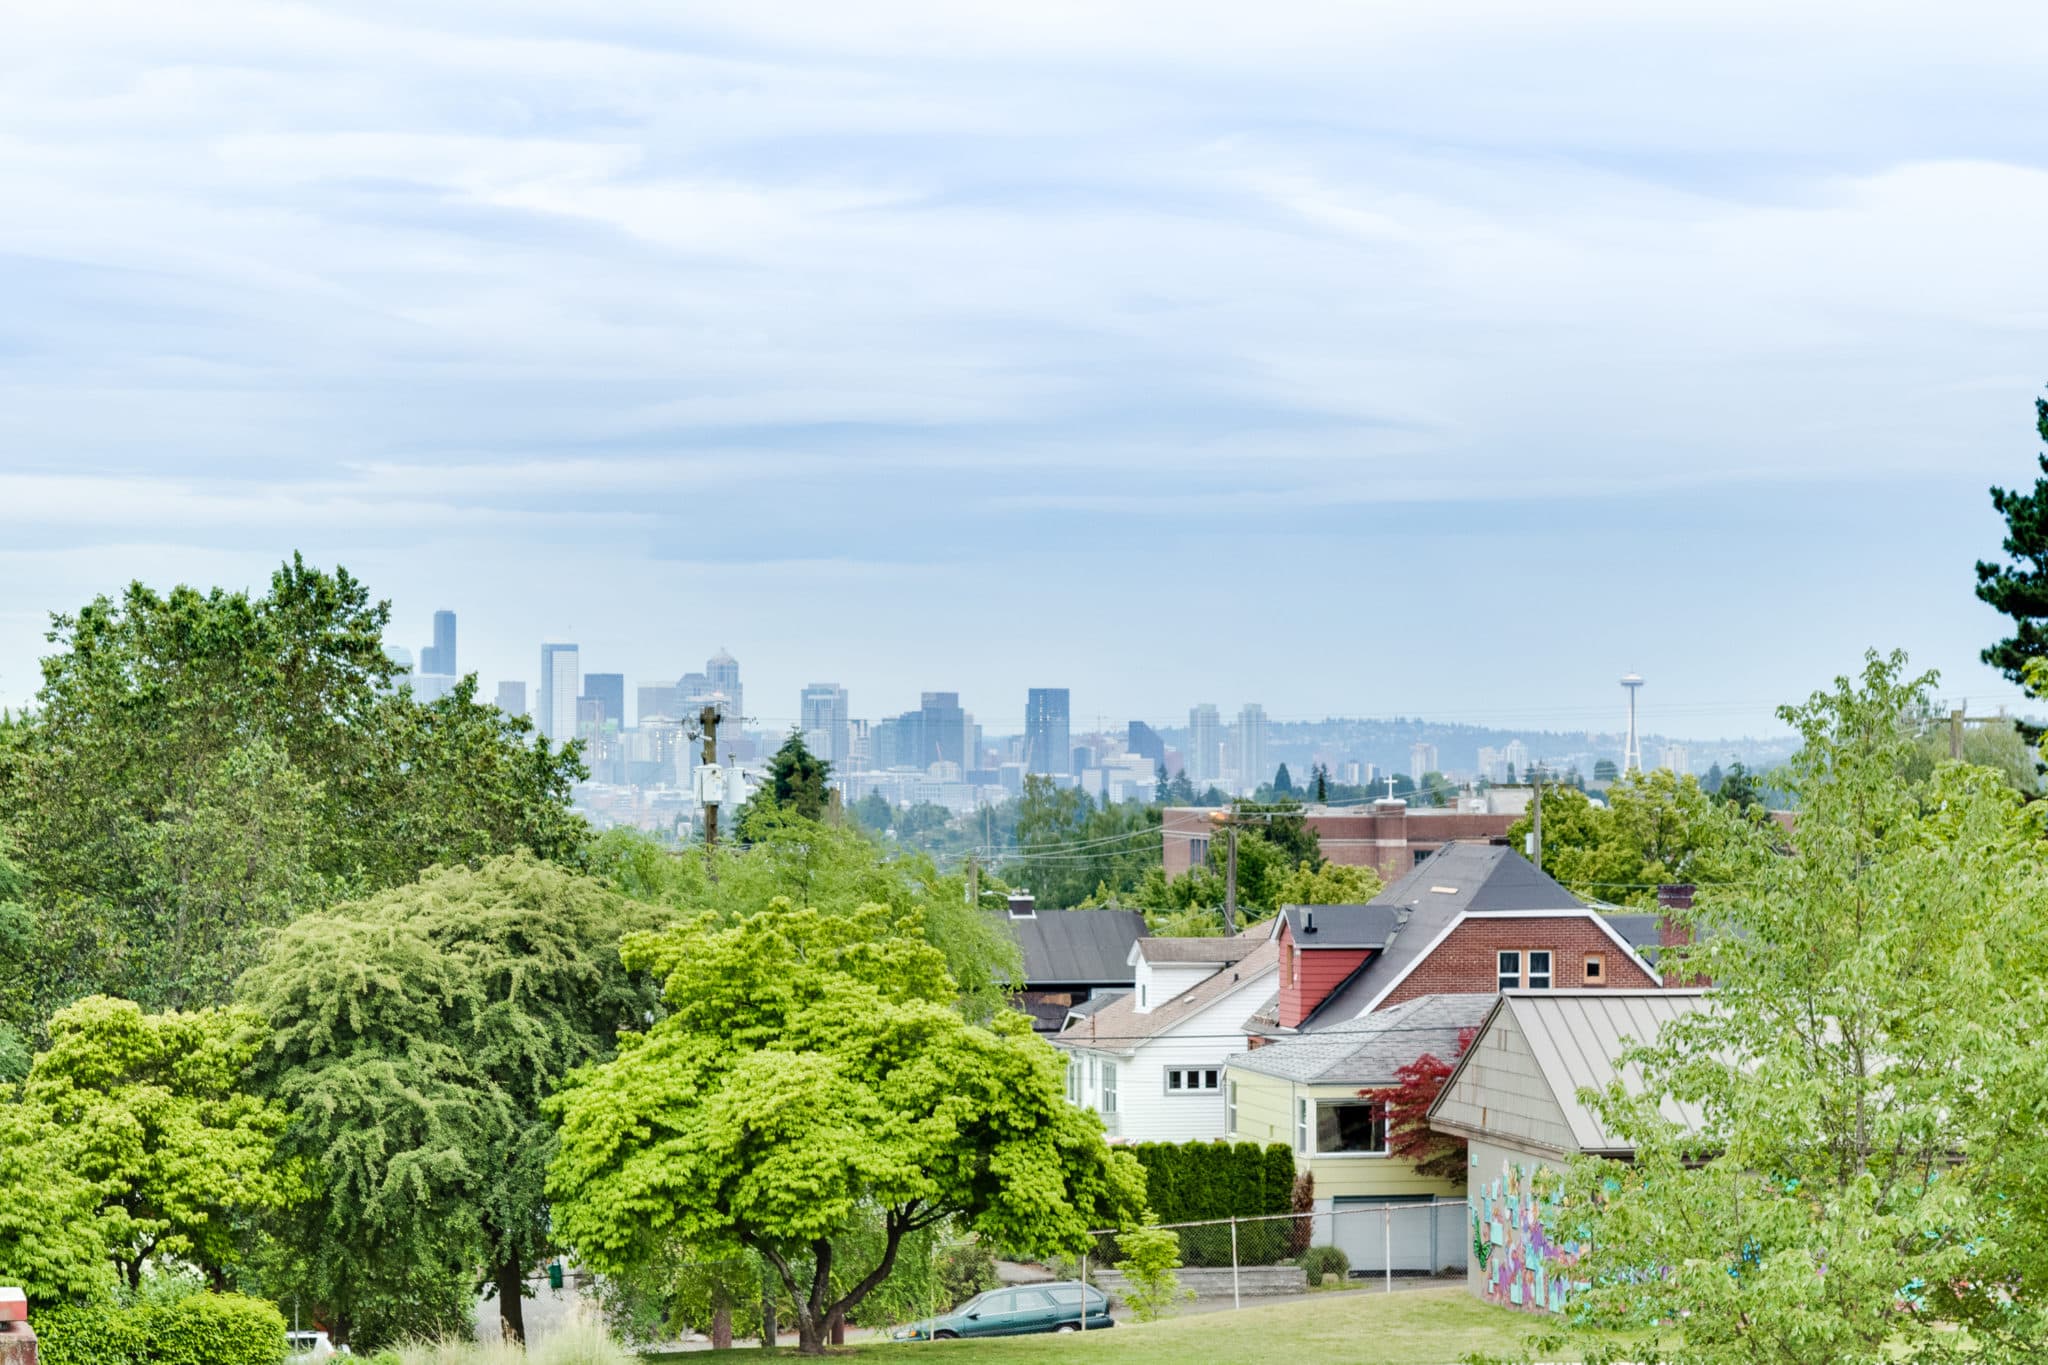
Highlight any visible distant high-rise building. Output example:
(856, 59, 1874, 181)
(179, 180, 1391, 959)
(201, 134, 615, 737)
(581, 673, 625, 729)
(1477, 746, 1504, 783)
(1188, 704, 1222, 783)
(706, 649, 743, 723)
(1024, 688, 1071, 776)
(637, 682, 682, 723)
(495, 681, 527, 717)
(801, 683, 850, 767)
(1504, 739, 1531, 778)
(1127, 721, 1166, 765)
(1235, 703, 1268, 794)
(1660, 742, 1690, 774)
(539, 643, 579, 741)
(1409, 741, 1439, 781)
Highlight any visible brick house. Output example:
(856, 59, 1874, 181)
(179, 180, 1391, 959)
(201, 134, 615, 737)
(1249, 843, 1664, 1038)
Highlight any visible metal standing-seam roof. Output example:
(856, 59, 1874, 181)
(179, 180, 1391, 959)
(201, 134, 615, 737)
(1431, 989, 1710, 1156)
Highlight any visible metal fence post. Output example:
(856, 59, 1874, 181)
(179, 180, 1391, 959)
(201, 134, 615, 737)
(1383, 1208, 1392, 1294)
(1230, 1216, 1241, 1311)
(1079, 1250, 1088, 1332)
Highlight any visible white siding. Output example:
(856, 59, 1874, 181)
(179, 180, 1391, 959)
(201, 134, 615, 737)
(1133, 959, 1221, 1012)
(1069, 979, 1277, 1144)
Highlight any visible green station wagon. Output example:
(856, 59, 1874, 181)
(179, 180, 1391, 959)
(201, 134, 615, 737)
(893, 1282, 1114, 1340)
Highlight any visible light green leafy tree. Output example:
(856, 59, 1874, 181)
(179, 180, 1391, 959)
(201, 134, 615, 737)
(23, 996, 291, 1292)
(1517, 651, 2048, 1365)
(1506, 769, 1745, 908)
(0, 557, 589, 1015)
(547, 900, 1148, 1355)
(1112, 1224, 1191, 1322)
(237, 854, 664, 1349)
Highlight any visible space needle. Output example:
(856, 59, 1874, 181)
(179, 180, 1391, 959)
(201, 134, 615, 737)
(1621, 673, 1644, 774)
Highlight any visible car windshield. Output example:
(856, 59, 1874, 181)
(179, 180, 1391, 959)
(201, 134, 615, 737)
(958, 1292, 994, 1314)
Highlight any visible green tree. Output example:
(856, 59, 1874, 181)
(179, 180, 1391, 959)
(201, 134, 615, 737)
(1311, 764, 1330, 803)
(0, 558, 588, 1015)
(1701, 761, 1724, 794)
(1268, 859, 1383, 907)
(546, 901, 1147, 1355)
(237, 854, 663, 1348)
(851, 792, 894, 834)
(1271, 764, 1293, 795)
(1975, 387, 2048, 685)
(1529, 651, 2048, 1365)
(1111, 1225, 1190, 1322)
(1592, 758, 1619, 783)
(1507, 770, 1741, 909)
(24, 997, 290, 1292)
(739, 732, 833, 829)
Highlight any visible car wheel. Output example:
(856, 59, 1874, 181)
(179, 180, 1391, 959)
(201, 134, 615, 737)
(932, 1331, 958, 1340)
(1055, 1323, 1080, 1333)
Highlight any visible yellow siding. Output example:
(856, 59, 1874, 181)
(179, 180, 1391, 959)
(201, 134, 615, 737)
(1226, 1066, 1465, 1200)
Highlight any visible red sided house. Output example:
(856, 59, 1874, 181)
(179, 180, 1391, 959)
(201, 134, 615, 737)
(1248, 843, 1665, 1039)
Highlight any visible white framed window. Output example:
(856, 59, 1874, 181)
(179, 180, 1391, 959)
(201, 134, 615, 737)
(1528, 950, 1553, 990)
(1087, 1056, 1097, 1087)
(1315, 1101, 1388, 1155)
(1066, 1058, 1081, 1104)
(1139, 983, 1148, 1008)
(1226, 1079, 1238, 1135)
(1164, 1068, 1220, 1094)
(1295, 1096, 1310, 1153)
(1101, 1062, 1119, 1114)
(1497, 950, 1521, 991)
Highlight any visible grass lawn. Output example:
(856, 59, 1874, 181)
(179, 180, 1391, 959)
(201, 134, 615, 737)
(643, 1288, 1561, 1364)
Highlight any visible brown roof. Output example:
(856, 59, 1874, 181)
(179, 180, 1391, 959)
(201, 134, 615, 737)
(1055, 938, 1280, 1054)
(1136, 936, 1264, 965)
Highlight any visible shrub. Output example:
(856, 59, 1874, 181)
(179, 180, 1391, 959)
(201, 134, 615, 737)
(1126, 1141, 1296, 1225)
(1299, 1244, 1350, 1288)
(145, 1292, 287, 1365)
(936, 1239, 1000, 1309)
(33, 1303, 147, 1365)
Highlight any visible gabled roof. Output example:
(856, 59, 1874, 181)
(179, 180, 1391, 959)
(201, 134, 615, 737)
(1277, 903, 1402, 950)
(1429, 989, 1709, 1156)
(1055, 939, 1280, 1055)
(1005, 910, 1149, 987)
(1229, 992, 1495, 1086)
(1135, 936, 1264, 966)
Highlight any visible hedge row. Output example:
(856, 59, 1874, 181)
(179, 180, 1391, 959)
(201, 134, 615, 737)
(37, 1293, 286, 1365)
(1127, 1140, 1296, 1224)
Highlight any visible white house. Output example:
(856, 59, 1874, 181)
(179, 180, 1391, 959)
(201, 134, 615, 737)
(1052, 929, 1279, 1142)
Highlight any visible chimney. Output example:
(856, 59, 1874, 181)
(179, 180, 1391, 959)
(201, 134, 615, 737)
(1303, 908, 1316, 935)
(0, 1287, 35, 1365)
(1656, 884, 1697, 986)
(1007, 891, 1036, 918)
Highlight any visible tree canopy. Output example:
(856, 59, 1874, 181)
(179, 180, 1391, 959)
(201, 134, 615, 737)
(1975, 387, 2048, 685)
(0, 557, 588, 1016)
(547, 900, 1147, 1354)
(236, 854, 663, 1348)
(1507, 769, 1748, 909)
(739, 731, 833, 828)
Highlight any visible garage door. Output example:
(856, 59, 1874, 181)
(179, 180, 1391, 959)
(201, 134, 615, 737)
(1328, 1197, 1466, 1275)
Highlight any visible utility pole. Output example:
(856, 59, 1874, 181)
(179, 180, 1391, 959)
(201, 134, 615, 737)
(694, 702, 724, 880)
(1222, 818, 1239, 937)
(1529, 772, 1544, 870)
(1950, 706, 2004, 760)
(966, 854, 979, 907)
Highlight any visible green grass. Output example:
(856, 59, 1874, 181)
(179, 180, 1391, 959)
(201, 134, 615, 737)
(642, 1288, 1558, 1364)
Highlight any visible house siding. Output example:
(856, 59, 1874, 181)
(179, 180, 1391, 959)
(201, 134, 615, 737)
(1431, 1008, 1577, 1154)
(1225, 1067, 1464, 1202)
(1065, 978, 1278, 1143)
(1276, 922, 1374, 1028)
(1378, 918, 1658, 1009)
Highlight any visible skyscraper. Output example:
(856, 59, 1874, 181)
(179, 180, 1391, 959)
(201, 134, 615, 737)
(581, 673, 625, 729)
(495, 680, 526, 717)
(1188, 704, 1221, 783)
(1236, 703, 1268, 794)
(706, 649, 743, 722)
(637, 681, 682, 723)
(1410, 741, 1438, 781)
(800, 683, 850, 767)
(539, 643, 579, 741)
(1024, 688, 1071, 776)
(1127, 720, 1166, 765)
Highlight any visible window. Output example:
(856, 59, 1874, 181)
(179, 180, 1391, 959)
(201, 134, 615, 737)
(1101, 1062, 1119, 1114)
(1315, 1101, 1388, 1155)
(1496, 950, 1521, 991)
(1165, 1068, 1220, 1094)
(1139, 983, 1148, 1008)
(1585, 953, 1606, 985)
(1413, 848, 1432, 865)
(1087, 1056, 1097, 1086)
(1528, 950, 1553, 990)
(1226, 1079, 1238, 1135)
(1065, 1058, 1081, 1104)
(1188, 836, 1210, 865)
(1295, 1097, 1310, 1153)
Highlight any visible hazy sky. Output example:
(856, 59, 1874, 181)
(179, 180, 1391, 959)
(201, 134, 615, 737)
(5, 1, 2048, 735)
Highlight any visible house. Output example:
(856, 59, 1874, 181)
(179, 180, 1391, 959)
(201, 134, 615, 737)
(1426, 989, 1708, 1313)
(1251, 843, 1665, 1037)
(1163, 799, 1520, 880)
(1223, 992, 1495, 1274)
(1052, 929, 1279, 1141)
(999, 896, 1149, 1034)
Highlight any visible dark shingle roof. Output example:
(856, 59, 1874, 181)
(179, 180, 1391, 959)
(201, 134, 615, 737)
(1230, 992, 1496, 1085)
(1137, 937, 1263, 965)
(1004, 910, 1149, 987)
(1278, 903, 1403, 949)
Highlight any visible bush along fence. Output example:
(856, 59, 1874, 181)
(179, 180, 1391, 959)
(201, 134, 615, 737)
(1124, 1141, 1297, 1225)
(1076, 1200, 1469, 1315)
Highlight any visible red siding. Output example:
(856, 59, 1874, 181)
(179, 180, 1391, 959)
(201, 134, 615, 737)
(1276, 921, 1375, 1028)
(1376, 916, 1660, 1009)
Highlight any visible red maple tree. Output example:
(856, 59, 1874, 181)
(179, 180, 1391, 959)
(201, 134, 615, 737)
(1361, 1026, 1475, 1180)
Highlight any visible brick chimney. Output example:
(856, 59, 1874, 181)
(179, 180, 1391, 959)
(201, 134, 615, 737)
(0, 1287, 36, 1364)
(1655, 884, 1698, 986)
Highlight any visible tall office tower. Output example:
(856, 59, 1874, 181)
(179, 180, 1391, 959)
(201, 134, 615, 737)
(1235, 703, 1268, 794)
(1621, 673, 1645, 774)
(539, 643, 579, 741)
(917, 691, 971, 769)
(1660, 742, 1690, 774)
(637, 682, 682, 723)
(581, 673, 625, 729)
(1409, 740, 1439, 781)
(846, 718, 872, 771)
(871, 717, 902, 769)
(1024, 688, 1071, 776)
(706, 649, 743, 722)
(495, 681, 527, 717)
(800, 683, 850, 767)
(1127, 720, 1166, 765)
(1188, 704, 1221, 783)
(1503, 739, 1530, 778)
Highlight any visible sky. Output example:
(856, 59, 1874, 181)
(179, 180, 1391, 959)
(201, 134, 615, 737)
(5, 1, 2048, 736)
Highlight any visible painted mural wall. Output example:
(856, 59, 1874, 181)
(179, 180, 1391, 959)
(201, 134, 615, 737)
(1470, 1151, 1586, 1314)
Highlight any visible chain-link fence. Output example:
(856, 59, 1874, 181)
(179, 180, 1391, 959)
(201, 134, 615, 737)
(1071, 1198, 1468, 1314)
